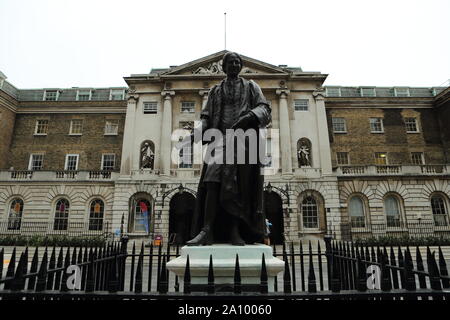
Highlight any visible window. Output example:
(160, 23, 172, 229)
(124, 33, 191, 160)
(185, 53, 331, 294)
(302, 196, 318, 229)
(76, 90, 91, 101)
(431, 195, 449, 226)
(29, 154, 44, 170)
(405, 117, 419, 133)
(44, 90, 58, 101)
(263, 138, 272, 168)
(69, 119, 83, 135)
(326, 87, 341, 97)
(35, 120, 49, 135)
(349, 196, 365, 228)
(181, 101, 195, 113)
(360, 88, 376, 97)
(394, 87, 410, 97)
(8, 199, 24, 230)
(54, 199, 69, 230)
(384, 195, 401, 227)
(411, 152, 424, 165)
(101, 154, 115, 171)
(374, 152, 388, 165)
(178, 127, 193, 169)
(65, 154, 79, 171)
(143, 102, 157, 114)
(370, 118, 384, 133)
(294, 99, 309, 111)
(332, 118, 347, 133)
(110, 89, 124, 100)
(337, 152, 349, 165)
(89, 199, 104, 231)
(133, 199, 151, 233)
(104, 119, 119, 135)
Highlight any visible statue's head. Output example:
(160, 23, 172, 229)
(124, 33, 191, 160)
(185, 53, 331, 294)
(222, 52, 243, 77)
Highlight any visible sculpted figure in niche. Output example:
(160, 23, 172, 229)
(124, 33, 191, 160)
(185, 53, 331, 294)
(297, 139, 311, 167)
(141, 142, 155, 169)
(186, 52, 271, 246)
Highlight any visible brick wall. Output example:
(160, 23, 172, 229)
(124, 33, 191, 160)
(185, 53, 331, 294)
(326, 106, 446, 166)
(0, 92, 17, 169)
(8, 113, 125, 170)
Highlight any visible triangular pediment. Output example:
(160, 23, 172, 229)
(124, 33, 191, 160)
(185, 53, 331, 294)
(161, 50, 290, 76)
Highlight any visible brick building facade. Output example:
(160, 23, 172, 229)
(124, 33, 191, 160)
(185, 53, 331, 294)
(0, 51, 448, 244)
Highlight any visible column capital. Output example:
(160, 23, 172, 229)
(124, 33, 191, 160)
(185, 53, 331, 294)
(199, 89, 210, 97)
(127, 93, 139, 102)
(161, 90, 175, 98)
(276, 89, 290, 97)
(313, 89, 326, 100)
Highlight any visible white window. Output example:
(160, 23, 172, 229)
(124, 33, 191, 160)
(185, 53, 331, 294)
(405, 117, 419, 133)
(384, 195, 402, 227)
(65, 154, 79, 171)
(332, 118, 347, 133)
(110, 89, 124, 100)
(302, 196, 318, 229)
(69, 119, 83, 135)
(374, 152, 388, 165)
(181, 101, 195, 113)
(104, 119, 119, 135)
(431, 195, 449, 226)
(34, 120, 49, 135)
(143, 102, 158, 114)
(349, 196, 365, 228)
(29, 154, 44, 170)
(326, 87, 341, 97)
(370, 118, 384, 133)
(411, 152, 424, 165)
(43, 90, 59, 101)
(294, 99, 309, 111)
(101, 154, 115, 171)
(337, 152, 349, 165)
(394, 87, 410, 97)
(76, 90, 92, 101)
(360, 88, 376, 97)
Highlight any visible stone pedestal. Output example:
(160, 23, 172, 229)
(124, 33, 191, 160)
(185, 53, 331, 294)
(166, 244, 284, 292)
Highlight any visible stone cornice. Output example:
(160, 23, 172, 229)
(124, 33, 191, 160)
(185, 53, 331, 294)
(0, 94, 18, 113)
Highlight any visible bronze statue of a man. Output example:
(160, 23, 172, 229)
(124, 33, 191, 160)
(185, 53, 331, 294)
(187, 52, 271, 246)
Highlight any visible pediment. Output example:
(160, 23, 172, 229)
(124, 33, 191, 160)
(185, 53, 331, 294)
(161, 51, 289, 76)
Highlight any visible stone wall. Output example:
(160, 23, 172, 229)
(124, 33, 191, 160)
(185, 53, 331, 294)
(0, 92, 17, 170)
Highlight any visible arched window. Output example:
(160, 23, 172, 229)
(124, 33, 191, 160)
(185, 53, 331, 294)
(302, 196, 318, 229)
(349, 196, 366, 228)
(54, 199, 70, 230)
(89, 199, 104, 231)
(140, 140, 155, 169)
(129, 196, 152, 233)
(384, 195, 401, 227)
(8, 198, 24, 230)
(297, 138, 312, 167)
(431, 194, 449, 226)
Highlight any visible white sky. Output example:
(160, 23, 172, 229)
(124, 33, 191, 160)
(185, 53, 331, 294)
(1, 0, 449, 89)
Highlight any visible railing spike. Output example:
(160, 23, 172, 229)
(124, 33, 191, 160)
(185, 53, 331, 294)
(183, 255, 191, 294)
(207, 254, 215, 294)
(234, 254, 241, 294)
(260, 253, 268, 294)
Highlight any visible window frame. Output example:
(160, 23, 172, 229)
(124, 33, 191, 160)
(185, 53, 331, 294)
(8, 198, 24, 231)
(332, 117, 347, 133)
(405, 117, 419, 133)
(369, 118, 384, 133)
(34, 119, 49, 136)
(28, 153, 44, 171)
(109, 89, 125, 101)
(383, 194, 404, 228)
(348, 195, 367, 228)
(64, 154, 79, 171)
(88, 199, 105, 231)
(430, 193, 449, 227)
(301, 196, 319, 230)
(76, 89, 92, 101)
(294, 99, 309, 111)
(104, 119, 119, 135)
(101, 153, 116, 171)
(69, 119, 83, 135)
(411, 152, 425, 165)
(336, 152, 349, 165)
(180, 101, 195, 113)
(360, 87, 376, 97)
(54, 198, 70, 231)
(143, 101, 158, 114)
(325, 87, 341, 97)
(394, 87, 410, 97)
(374, 152, 388, 165)
(43, 90, 59, 101)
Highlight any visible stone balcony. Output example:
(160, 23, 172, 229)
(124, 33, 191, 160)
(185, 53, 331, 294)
(335, 164, 449, 177)
(0, 170, 120, 182)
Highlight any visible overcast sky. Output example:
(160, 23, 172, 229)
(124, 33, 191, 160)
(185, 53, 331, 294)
(1, 0, 449, 89)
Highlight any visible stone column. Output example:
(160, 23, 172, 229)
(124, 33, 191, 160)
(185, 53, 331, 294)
(276, 89, 293, 178)
(160, 90, 175, 176)
(313, 89, 332, 175)
(120, 93, 139, 175)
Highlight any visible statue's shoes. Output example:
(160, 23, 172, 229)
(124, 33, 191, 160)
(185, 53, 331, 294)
(230, 235, 245, 246)
(186, 231, 213, 246)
